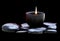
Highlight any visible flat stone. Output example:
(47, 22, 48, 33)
(45, 29, 57, 33)
(44, 22, 57, 29)
(16, 31, 27, 33)
(2, 23, 19, 32)
(21, 23, 29, 29)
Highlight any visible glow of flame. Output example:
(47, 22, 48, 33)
(35, 6, 37, 15)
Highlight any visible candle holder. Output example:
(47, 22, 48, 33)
(26, 11, 45, 28)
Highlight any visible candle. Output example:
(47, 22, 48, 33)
(26, 6, 45, 27)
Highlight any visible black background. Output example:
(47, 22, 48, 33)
(1, 0, 58, 24)
(0, 0, 59, 40)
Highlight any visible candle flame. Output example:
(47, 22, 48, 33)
(35, 6, 37, 15)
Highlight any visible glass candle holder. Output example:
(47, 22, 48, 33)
(26, 11, 45, 27)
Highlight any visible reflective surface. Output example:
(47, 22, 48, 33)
(2, 22, 57, 34)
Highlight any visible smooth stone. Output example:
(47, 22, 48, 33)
(16, 31, 27, 33)
(36, 27, 46, 31)
(44, 22, 56, 25)
(21, 23, 29, 29)
(2, 23, 19, 32)
(44, 22, 57, 29)
(28, 28, 44, 33)
(45, 29, 57, 33)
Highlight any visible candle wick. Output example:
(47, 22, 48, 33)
(35, 6, 37, 15)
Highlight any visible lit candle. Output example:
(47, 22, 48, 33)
(35, 6, 37, 15)
(26, 6, 45, 27)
